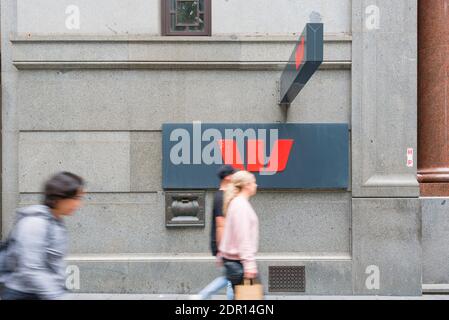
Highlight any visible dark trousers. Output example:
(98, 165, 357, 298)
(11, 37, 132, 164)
(0, 286, 41, 300)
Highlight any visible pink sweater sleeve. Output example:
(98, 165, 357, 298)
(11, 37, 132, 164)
(220, 197, 258, 273)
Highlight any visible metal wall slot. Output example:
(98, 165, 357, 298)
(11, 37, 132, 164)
(165, 191, 205, 227)
(268, 266, 306, 292)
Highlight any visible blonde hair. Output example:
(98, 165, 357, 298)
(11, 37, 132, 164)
(222, 170, 255, 216)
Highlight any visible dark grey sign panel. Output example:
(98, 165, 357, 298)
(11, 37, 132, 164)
(162, 123, 349, 190)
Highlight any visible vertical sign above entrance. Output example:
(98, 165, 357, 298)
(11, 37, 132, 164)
(279, 23, 324, 104)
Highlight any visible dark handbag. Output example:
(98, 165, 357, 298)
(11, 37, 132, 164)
(223, 259, 244, 286)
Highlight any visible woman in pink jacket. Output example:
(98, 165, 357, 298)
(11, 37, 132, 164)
(219, 170, 259, 290)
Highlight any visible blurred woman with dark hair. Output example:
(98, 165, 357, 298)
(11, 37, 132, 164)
(0, 172, 85, 300)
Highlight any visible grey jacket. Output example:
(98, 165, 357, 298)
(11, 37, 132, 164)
(1, 205, 68, 299)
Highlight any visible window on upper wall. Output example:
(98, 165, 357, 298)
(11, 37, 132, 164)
(161, 0, 211, 36)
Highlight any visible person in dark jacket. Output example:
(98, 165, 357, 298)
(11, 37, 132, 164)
(0, 172, 85, 300)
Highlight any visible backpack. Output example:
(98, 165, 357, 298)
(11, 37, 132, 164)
(0, 210, 52, 284)
(0, 239, 10, 277)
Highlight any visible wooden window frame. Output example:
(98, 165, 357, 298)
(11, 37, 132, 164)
(161, 0, 212, 36)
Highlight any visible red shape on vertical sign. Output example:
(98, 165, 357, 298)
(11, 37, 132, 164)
(295, 37, 305, 70)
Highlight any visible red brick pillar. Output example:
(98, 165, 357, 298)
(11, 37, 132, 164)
(418, 0, 449, 196)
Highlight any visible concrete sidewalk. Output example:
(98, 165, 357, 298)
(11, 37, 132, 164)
(66, 293, 449, 300)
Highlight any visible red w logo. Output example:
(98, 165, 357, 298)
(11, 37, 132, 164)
(218, 139, 294, 173)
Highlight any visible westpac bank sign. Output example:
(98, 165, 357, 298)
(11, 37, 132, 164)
(162, 123, 349, 189)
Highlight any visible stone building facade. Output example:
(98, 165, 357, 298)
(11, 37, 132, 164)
(0, 0, 446, 296)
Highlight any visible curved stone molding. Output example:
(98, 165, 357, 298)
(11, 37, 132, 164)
(11, 34, 352, 43)
(11, 35, 351, 70)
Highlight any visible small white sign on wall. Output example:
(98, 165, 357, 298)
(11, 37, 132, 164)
(407, 148, 414, 168)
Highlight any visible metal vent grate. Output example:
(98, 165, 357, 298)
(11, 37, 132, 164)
(269, 266, 305, 292)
